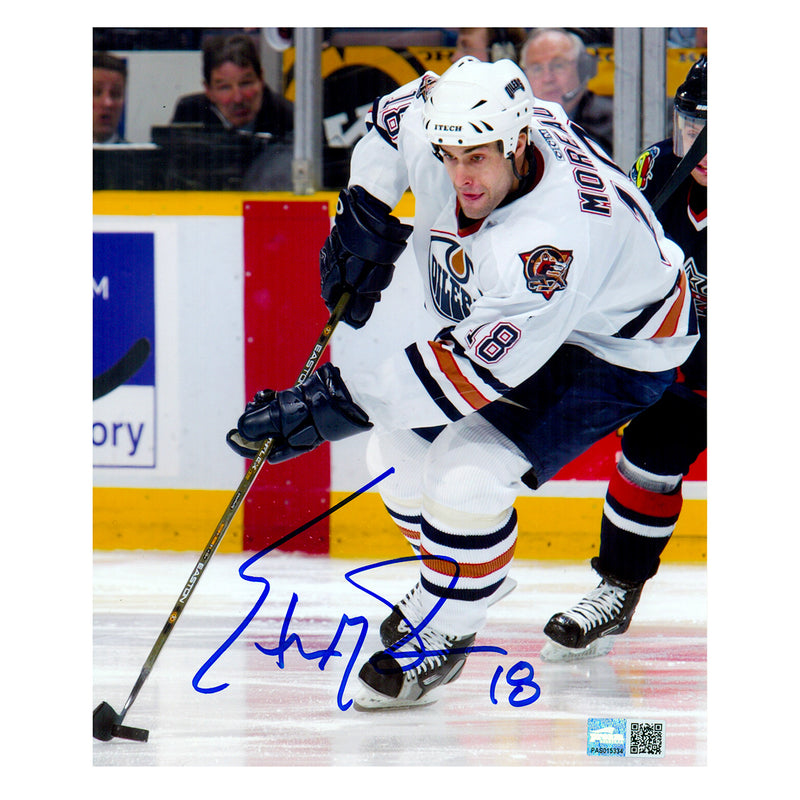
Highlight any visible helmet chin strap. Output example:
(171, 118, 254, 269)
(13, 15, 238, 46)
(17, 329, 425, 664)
(499, 142, 537, 210)
(509, 142, 535, 186)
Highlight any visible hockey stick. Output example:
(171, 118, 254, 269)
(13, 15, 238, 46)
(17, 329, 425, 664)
(93, 337, 151, 400)
(651, 124, 706, 213)
(93, 292, 351, 742)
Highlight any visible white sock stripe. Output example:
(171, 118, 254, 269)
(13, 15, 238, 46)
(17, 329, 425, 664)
(603, 502, 676, 538)
(419, 533, 517, 565)
(618, 453, 682, 492)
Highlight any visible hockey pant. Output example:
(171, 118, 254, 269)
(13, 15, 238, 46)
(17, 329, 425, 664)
(597, 383, 707, 583)
(365, 415, 531, 637)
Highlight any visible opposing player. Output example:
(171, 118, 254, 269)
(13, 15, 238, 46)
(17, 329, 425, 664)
(543, 56, 707, 660)
(228, 57, 698, 710)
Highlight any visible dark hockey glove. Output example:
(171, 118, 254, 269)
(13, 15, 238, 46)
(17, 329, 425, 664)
(320, 186, 413, 329)
(225, 363, 372, 464)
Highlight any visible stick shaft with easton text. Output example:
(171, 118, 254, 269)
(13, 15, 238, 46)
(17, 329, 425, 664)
(94, 292, 351, 741)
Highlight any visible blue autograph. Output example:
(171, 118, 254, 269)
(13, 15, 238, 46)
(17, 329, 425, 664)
(192, 467, 541, 710)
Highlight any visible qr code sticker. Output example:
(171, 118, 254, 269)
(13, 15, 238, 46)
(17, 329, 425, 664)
(628, 720, 665, 757)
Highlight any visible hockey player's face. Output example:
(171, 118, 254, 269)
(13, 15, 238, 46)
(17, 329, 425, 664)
(674, 114, 707, 187)
(440, 143, 517, 219)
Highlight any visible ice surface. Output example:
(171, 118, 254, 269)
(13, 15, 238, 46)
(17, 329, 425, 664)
(93, 550, 706, 769)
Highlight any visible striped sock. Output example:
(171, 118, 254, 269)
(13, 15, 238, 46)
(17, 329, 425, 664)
(417, 507, 518, 636)
(383, 501, 422, 554)
(598, 464, 683, 583)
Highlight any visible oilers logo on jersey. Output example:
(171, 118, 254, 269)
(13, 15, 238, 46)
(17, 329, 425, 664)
(428, 235, 476, 322)
(521, 246, 573, 299)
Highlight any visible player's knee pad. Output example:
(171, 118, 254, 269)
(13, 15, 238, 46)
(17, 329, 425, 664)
(421, 414, 531, 521)
(365, 427, 432, 507)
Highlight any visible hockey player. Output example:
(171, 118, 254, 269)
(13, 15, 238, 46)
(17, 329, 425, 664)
(543, 55, 707, 659)
(228, 57, 698, 710)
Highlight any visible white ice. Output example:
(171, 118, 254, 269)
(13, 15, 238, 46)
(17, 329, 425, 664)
(93, 549, 706, 769)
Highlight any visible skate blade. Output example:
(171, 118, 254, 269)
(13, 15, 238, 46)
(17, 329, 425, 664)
(489, 576, 517, 606)
(540, 636, 615, 662)
(352, 683, 439, 712)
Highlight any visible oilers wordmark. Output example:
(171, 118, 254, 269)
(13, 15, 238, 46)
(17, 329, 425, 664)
(428, 235, 475, 322)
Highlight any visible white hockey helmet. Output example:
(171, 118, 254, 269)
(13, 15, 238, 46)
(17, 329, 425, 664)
(423, 56, 535, 159)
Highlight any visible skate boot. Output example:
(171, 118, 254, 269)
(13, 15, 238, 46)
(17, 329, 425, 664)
(541, 558, 644, 662)
(354, 623, 476, 711)
(380, 576, 517, 649)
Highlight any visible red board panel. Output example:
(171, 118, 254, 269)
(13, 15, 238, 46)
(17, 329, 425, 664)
(242, 201, 333, 553)
(554, 428, 707, 482)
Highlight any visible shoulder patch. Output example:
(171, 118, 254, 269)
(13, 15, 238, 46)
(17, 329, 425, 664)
(416, 72, 438, 100)
(367, 75, 434, 149)
(630, 145, 660, 191)
(520, 246, 573, 299)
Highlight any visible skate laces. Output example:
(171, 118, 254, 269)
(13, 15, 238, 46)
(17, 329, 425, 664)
(400, 626, 455, 681)
(564, 581, 627, 633)
(395, 583, 427, 634)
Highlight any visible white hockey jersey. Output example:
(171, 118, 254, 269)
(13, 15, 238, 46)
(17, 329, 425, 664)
(344, 73, 699, 432)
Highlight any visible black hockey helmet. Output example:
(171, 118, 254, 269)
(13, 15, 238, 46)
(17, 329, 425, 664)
(674, 55, 707, 119)
(673, 55, 706, 157)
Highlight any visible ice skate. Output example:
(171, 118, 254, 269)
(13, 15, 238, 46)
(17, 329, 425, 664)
(379, 576, 517, 649)
(353, 623, 476, 711)
(541, 559, 644, 662)
(540, 636, 616, 662)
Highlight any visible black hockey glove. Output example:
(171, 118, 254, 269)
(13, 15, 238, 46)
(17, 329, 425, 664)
(320, 186, 413, 329)
(225, 363, 372, 464)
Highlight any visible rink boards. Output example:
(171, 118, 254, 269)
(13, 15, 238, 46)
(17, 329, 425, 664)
(92, 192, 706, 561)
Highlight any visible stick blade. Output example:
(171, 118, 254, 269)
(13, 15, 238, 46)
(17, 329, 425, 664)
(93, 702, 149, 742)
(93, 337, 151, 400)
(112, 723, 150, 742)
(93, 701, 120, 741)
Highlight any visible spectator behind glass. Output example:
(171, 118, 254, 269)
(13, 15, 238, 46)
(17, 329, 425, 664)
(520, 28, 613, 155)
(668, 27, 707, 48)
(93, 52, 127, 143)
(171, 33, 293, 137)
(450, 28, 527, 64)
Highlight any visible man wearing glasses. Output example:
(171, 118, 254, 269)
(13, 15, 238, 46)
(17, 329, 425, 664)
(520, 28, 613, 155)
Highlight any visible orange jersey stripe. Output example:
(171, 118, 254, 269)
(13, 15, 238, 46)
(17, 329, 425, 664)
(428, 341, 492, 410)
(653, 270, 688, 338)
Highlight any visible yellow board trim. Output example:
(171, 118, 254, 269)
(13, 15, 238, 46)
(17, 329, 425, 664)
(94, 487, 705, 562)
(329, 491, 707, 562)
(93, 487, 243, 552)
(92, 190, 416, 219)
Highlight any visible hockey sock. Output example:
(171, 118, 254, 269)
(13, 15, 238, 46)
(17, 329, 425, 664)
(598, 460, 683, 584)
(383, 500, 422, 554)
(417, 503, 518, 636)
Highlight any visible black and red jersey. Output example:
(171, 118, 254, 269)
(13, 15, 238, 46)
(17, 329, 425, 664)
(630, 139, 707, 391)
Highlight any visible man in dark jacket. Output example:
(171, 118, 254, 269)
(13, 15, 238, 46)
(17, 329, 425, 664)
(520, 28, 613, 155)
(171, 33, 293, 138)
